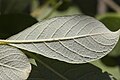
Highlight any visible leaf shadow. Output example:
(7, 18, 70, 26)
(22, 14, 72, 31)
(27, 53, 112, 80)
(0, 14, 37, 39)
(100, 55, 120, 80)
(101, 55, 119, 67)
(101, 55, 120, 70)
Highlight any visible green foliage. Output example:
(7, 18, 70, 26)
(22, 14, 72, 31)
(0, 0, 30, 14)
(0, 14, 118, 80)
(0, 14, 37, 38)
(97, 13, 120, 31)
(27, 52, 112, 80)
(0, 0, 120, 80)
(95, 13, 120, 79)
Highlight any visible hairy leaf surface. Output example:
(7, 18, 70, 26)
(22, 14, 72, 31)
(0, 45, 31, 80)
(8, 15, 120, 63)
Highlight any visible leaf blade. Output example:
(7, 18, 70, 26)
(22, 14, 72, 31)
(8, 15, 120, 63)
(0, 45, 31, 80)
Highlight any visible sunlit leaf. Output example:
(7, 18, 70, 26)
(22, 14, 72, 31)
(7, 15, 120, 63)
(97, 13, 120, 56)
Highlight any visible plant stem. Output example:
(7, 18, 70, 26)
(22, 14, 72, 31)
(42, 0, 63, 19)
(102, 0, 120, 12)
(97, 0, 107, 14)
(25, 52, 69, 80)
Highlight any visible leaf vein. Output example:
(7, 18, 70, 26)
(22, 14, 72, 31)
(51, 15, 78, 38)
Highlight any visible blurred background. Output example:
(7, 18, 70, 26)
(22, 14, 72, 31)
(1, 0, 120, 38)
(0, 0, 120, 79)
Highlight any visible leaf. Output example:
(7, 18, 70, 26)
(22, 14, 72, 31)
(7, 15, 120, 63)
(97, 13, 120, 56)
(95, 13, 120, 79)
(29, 58, 37, 66)
(0, 0, 30, 14)
(49, 6, 81, 19)
(0, 14, 37, 39)
(36, 6, 81, 20)
(97, 13, 120, 31)
(72, 0, 97, 16)
(27, 52, 113, 80)
(108, 73, 118, 80)
(0, 45, 31, 80)
(91, 60, 120, 80)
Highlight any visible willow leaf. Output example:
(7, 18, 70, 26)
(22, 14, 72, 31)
(0, 45, 31, 80)
(7, 15, 120, 63)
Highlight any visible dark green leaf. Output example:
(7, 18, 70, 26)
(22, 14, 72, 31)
(0, 0, 31, 14)
(98, 13, 120, 31)
(0, 14, 37, 39)
(26, 51, 112, 80)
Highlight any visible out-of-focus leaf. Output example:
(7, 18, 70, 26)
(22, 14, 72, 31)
(49, 6, 81, 18)
(31, 0, 40, 12)
(27, 52, 112, 80)
(91, 60, 120, 80)
(97, 13, 120, 31)
(36, 6, 81, 21)
(108, 73, 118, 80)
(0, 14, 37, 39)
(71, 0, 97, 16)
(56, 0, 71, 11)
(0, 0, 31, 14)
(101, 55, 118, 67)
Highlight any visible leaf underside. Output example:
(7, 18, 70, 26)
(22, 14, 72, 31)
(8, 15, 120, 63)
(0, 45, 31, 80)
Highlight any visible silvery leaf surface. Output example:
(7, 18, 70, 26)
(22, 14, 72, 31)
(8, 15, 120, 63)
(0, 45, 31, 80)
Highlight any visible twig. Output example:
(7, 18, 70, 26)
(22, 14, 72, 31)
(102, 0, 120, 12)
(42, 0, 63, 19)
(97, 0, 107, 14)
